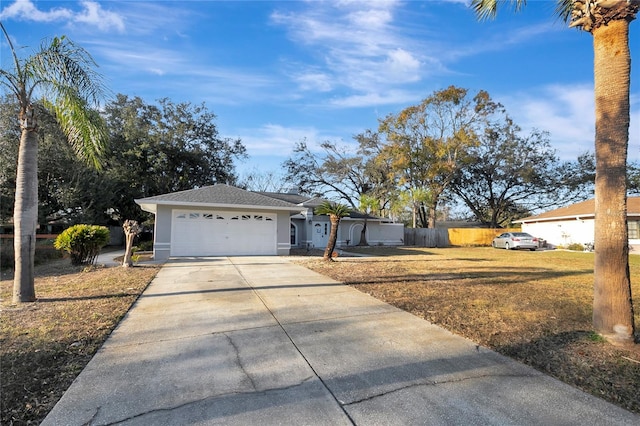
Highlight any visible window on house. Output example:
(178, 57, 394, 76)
(629, 221, 639, 239)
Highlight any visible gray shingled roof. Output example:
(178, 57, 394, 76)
(136, 184, 302, 213)
(136, 184, 391, 220)
(256, 192, 325, 208)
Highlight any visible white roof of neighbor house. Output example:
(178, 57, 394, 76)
(516, 197, 640, 224)
(135, 184, 304, 214)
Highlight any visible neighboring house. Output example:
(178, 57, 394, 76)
(515, 197, 640, 249)
(135, 184, 404, 260)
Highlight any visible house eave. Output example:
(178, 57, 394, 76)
(516, 214, 595, 224)
(135, 199, 305, 215)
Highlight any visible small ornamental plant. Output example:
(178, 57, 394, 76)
(54, 225, 110, 265)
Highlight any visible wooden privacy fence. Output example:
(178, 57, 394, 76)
(448, 228, 521, 247)
(404, 228, 450, 247)
(404, 228, 522, 247)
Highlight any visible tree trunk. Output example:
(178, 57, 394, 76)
(323, 216, 340, 261)
(122, 220, 141, 267)
(13, 127, 38, 303)
(358, 218, 368, 246)
(427, 204, 437, 229)
(412, 202, 417, 228)
(592, 19, 635, 344)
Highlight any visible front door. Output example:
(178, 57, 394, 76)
(312, 221, 329, 249)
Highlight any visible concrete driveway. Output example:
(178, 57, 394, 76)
(43, 257, 639, 425)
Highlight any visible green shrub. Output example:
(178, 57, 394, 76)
(566, 243, 585, 252)
(54, 225, 110, 265)
(133, 240, 153, 252)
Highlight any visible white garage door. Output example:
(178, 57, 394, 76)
(171, 210, 277, 256)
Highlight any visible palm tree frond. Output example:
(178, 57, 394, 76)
(471, 0, 528, 21)
(315, 201, 351, 218)
(44, 93, 108, 170)
(0, 70, 21, 95)
(0, 22, 25, 92)
(554, 0, 574, 23)
(28, 35, 108, 106)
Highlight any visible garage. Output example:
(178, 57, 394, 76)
(135, 184, 303, 260)
(170, 209, 277, 256)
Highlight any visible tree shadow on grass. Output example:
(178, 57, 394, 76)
(36, 292, 140, 303)
(345, 267, 593, 287)
(494, 330, 640, 414)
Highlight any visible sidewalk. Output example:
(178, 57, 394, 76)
(42, 257, 639, 425)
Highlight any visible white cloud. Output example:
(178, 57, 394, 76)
(500, 84, 640, 161)
(239, 124, 327, 155)
(0, 0, 72, 21)
(347, 7, 393, 28)
(385, 48, 421, 82)
(233, 123, 342, 158)
(270, 1, 431, 102)
(293, 70, 334, 92)
(330, 90, 419, 108)
(75, 1, 125, 32)
(0, 0, 124, 32)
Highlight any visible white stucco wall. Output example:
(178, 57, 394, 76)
(344, 221, 404, 246)
(522, 219, 595, 248)
(294, 217, 404, 249)
(153, 205, 173, 260)
(275, 213, 291, 255)
(342, 221, 404, 246)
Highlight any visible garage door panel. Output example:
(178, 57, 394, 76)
(171, 210, 276, 256)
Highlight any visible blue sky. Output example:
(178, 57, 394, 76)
(1, 0, 638, 178)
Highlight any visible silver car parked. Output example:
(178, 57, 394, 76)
(492, 232, 539, 251)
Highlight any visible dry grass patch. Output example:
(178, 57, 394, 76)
(294, 247, 640, 413)
(1, 259, 159, 425)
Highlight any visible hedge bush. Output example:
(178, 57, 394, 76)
(54, 225, 110, 265)
(565, 243, 585, 252)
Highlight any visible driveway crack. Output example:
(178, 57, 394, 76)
(99, 377, 316, 426)
(223, 332, 258, 391)
(342, 372, 540, 407)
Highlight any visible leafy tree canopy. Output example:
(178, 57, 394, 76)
(378, 86, 502, 228)
(450, 116, 595, 227)
(0, 94, 247, 226)
(102, 95, 247, 222)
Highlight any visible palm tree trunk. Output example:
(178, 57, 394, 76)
(592, 19, 635, 344)
(323, 217, 340, 261)
(13, 128, 38, 303)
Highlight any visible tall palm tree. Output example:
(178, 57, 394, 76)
(0, 22, 108, 303)
(315, 201, 351, 261)
(471, 0, 638, 344)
